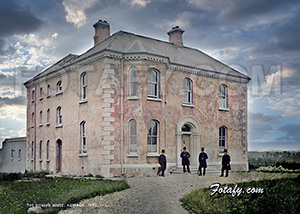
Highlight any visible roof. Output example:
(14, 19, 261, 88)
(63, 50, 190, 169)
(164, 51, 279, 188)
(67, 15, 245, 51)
(25, 30, 250, 85)
(0, 137, 26, 150)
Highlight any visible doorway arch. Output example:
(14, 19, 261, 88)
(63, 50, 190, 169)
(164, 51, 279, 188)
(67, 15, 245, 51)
(176, 116, 201, 167)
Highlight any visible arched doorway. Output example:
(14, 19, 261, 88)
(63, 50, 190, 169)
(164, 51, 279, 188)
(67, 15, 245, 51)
(56, 139, 62, 173)
(176, 116, 201, 167)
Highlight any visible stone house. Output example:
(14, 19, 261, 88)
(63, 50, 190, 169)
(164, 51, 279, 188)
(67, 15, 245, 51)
(0, 137, 26, 173)
(24, 20, 250, 177)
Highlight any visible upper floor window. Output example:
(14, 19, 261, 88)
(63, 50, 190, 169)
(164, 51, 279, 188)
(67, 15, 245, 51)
(80, 121, 87, 153)
(47, 109, 50, 124)
(40, 87, 43, 99)
(18, 149, 21, 160)
(56, 106, 62, 126)
(32, 112, 35, 126)
(129, 67, 137, 97)
(39, 110, 43, 125)
(80, 72, 87, 100)
(11, 149, 15, 160)
(32, 89, 35, 102)
(56, 81, 62, 93)
(219, 126, 227, 152)
(147, 69, 160, 99)
(129, 119, 137, 154)
(219, 84, 228, 109)
(47, 85, 51, 97)
(147, 120, 159, 153)
(183, 78, 193, 104)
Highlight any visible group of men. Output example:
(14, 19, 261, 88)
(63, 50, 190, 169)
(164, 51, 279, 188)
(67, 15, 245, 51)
(157, 147, 231, 177)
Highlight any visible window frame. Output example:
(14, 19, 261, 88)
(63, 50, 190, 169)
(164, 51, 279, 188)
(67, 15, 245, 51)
(128, 119, 137, 154)
(39, 110, 43, 126)
(129, 67, 138, 97)
(147, 120, 159, 154)
(56, 106, 62, 126)
(219, 84, 229, 110)
(147, 69, 160, 99)
(56, 81, 62, 94)
(46, 109, 50, 125)
(219, 126, 227, 153)
(183, 78, 193, 105)
(46, 140, 50, 160)
(47, 85, 51, 98)
(80, 121, 87, 154)
(80, 72, 87, 101)
(31, 89, 35, 102)
(39, 140, 42, 160)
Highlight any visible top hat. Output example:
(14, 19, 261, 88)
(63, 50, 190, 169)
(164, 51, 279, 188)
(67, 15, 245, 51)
(224, 149, 228, 153)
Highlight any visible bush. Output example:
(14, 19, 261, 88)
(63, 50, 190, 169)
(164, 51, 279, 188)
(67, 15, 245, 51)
(0, 173, 23, 181)
(256, 165, 300, 173)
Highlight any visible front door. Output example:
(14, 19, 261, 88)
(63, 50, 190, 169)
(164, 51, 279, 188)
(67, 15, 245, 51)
(182, 134, 196, 165)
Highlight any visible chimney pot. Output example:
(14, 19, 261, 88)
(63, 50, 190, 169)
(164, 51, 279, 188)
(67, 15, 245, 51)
(167, 26, 184, 47)
(93, 20, 110, 46)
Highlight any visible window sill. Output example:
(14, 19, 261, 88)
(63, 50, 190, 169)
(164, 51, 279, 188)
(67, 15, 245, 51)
(55, 91, 63, 96)
(147, 97, 162, 102)
(219, 108, 229, 111)
(18, 158, 21, 161)
(39, 159, 43, 162)
(46, 123, 50, 126)
(31, 159, 34, 162)
(147, 153, 159, 157)
(127, 96, 138, 100)
(182, 103, 194, 108)
(127, 154, 138, 158)
(46, 95, 51, 98)
(79, 153, 88, 157)
(39, 97, 43, 101)
(31, 100, 34, 103)
(79, 99, 88, 104)
(47, 159, 50, 162)
(11, 158, 14, 161)
(56, 124, 63, 128)
(31, 126, 34, 128)
(39, 124, 43, 127)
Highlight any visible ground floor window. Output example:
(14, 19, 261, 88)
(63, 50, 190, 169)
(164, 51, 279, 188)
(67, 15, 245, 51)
(147, 120, 159, 153)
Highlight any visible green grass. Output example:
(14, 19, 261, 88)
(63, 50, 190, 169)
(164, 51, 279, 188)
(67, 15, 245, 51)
(181, 175, 300, 214)
(0, 177, 129, 214)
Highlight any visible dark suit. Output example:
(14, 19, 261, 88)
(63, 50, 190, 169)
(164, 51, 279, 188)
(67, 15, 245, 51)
(198, 152, 208, 175)
(180, 151, 191, 173)
(157, 154, 167, 176)
(221, 153, 231, 177)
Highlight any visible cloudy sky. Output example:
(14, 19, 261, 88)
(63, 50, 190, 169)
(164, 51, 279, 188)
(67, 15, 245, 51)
(0, 0, 299, 151)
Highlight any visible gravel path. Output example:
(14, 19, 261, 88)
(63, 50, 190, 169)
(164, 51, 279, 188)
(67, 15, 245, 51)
(59, 172, 291, 214)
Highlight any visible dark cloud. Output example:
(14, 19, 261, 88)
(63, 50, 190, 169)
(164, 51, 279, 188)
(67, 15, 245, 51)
(0, 0, 43, 37)
(0, 96, 26, 107)
(278, 124, 300, 142)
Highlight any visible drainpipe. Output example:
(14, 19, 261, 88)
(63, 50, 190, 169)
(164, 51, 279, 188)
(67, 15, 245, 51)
(120, 57, 124, 175)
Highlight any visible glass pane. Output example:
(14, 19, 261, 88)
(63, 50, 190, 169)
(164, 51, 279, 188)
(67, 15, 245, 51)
(130, 82, 137, 96)
(130, 120, 137, 135)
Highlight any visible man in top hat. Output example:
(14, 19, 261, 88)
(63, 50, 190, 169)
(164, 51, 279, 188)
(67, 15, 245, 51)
(180, 147, 191, 173)
(157, 149, 167, 177)
(198, 147, 208, 176)
(220, 149, 231, 177)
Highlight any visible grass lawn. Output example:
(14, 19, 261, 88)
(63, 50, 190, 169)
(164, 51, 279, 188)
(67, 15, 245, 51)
(0, 177, 130, 214)
(181, 174, 300, 214)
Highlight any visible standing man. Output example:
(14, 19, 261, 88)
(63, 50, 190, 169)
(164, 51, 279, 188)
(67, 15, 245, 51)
(198, 147, 208, 176)
(157, 149, 167, 177)
(220, 149, 231, 177)
(180, 147, 191, 173)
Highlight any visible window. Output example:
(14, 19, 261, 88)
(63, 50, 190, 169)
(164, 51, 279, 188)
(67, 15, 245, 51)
(57, 106, 62, 125)
(147, 120, 159, 153)
(32, 112, 35, 126)
(129, 67, 137, 97)
(147, 69, 160, 98)
(129, 119, 137, 153)
(18, 149, 21, 160)
(183, 78, 193, 104)
(39, 110, 43, 125)
(219, 84, 228, 109)
(56, 81, 62, 93)
(219, 126, 227, 152)
(47, 109, 50, 124)
(11, 149, 15, 160)
(80, 121, 87, 153)
(47, 85, 51, 97)
(31, 141, 35, 159)
(32, 89, 35, 102)
(39, 140, 42, 159)
(46, 140, 50, 160)
(80, 72, 87, 100)
(40, 87, 43, 99)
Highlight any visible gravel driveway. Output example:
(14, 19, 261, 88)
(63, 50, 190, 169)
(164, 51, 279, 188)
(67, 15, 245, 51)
(59, 172, 291, 214)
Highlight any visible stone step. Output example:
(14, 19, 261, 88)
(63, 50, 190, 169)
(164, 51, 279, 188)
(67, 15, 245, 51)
(170, 167, 220, 175)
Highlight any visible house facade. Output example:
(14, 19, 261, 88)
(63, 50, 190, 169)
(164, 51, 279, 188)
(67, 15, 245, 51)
(0, 137, 26, 173)
(24, 20, 250, 177)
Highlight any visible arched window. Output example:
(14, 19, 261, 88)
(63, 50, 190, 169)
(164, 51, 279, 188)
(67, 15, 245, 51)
(129, 67, 137, 97)
(39, 140, 42, 159)
(147, 120, 159, 153)
(47, 109, 50, 124)
(129, 119, 137, 153)
(32, 112, 35, 126)
(47, 85, 51, 97)
(219, 126, 227, 152)
(80, 72, 87, 100)
(147, 69, 160, 98)
(219, 84, 228, 109)
(31, 141, 35, 159)
(56, 81, 62, 93)
(39, 110, 43, 125)
(40, 87, 43, 99)
(56, 107, 62, 125)
(32, 89, 35, 102)
(80, 121, 87, 153)
(46, 140, 50, 160)
(183, 78, 193, 104)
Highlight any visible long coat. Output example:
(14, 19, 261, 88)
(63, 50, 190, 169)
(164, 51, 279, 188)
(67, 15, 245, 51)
(199, 152, 208, 168)
(222, 154, 231, 170)
(180, 151, 190, 166)
(158, 154, 167, 169)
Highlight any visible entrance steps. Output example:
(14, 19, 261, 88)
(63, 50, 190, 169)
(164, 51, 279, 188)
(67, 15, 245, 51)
(170, 166, 220, 175)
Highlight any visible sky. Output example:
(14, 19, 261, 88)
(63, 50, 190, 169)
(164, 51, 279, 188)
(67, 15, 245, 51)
(0, 0, 299, 151)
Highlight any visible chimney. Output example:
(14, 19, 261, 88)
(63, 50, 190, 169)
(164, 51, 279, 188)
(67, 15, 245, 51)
(93, 20, 110, 46)
(167, 26, 185, 47)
